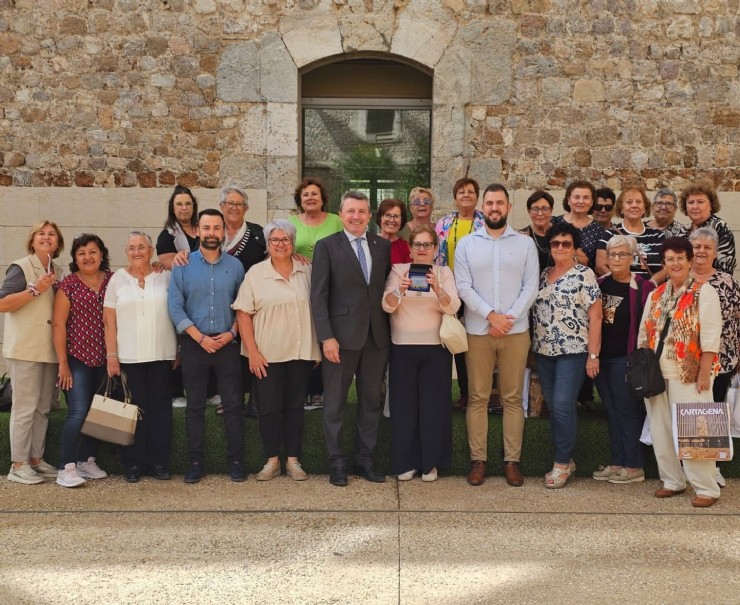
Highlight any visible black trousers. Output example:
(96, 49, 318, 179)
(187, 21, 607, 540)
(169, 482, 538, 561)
(180, 337, 244, 464)
(120, 360, 172, 470)
(322, 332, 388, 468)
(254, 360, 313, 458)
(389, 344, 453, 475)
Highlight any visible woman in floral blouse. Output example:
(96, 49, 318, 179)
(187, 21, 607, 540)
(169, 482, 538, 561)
(532, 221, 602, 489)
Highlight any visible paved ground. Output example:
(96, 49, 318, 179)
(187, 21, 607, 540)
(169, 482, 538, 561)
(1, 472, 739, 605)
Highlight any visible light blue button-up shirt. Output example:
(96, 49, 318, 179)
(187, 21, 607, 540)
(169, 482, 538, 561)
(454, 224, 539, 336)
(168, 250, 245, 335)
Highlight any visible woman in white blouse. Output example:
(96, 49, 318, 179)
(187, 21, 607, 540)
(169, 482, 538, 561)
(103, 231, 177, 483)
(382, 225, 461, 482)
(234, 219, 320, 482)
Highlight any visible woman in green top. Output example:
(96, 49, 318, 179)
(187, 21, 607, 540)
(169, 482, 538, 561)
(288, 177, 343, 260)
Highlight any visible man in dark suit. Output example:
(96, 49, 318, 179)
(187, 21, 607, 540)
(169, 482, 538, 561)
(311, 191, 391, 486)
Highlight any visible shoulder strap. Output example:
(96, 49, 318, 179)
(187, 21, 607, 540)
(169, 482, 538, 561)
(655, 314, 672, 359)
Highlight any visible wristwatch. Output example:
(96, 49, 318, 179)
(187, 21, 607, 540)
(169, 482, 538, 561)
(589, 353, 599, 360)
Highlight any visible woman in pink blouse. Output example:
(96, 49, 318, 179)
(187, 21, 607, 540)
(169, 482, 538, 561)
(382, 225, 460, 482)
(52, 234, 113, 488)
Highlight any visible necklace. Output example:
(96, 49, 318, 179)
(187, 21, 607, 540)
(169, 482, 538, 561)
(306, 224, 320, 252)
(451, 213, 475, 250)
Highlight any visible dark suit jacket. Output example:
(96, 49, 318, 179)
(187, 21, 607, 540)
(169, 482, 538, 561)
(311, 231, 391, 350)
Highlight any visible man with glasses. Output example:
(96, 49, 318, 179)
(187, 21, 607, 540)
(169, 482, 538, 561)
(593, 187, 617, 230)
(311, 191, 391, 487)
(646, 188, 684, 236)
(455, 183, 539, 487)
(168, 209, 246, 483)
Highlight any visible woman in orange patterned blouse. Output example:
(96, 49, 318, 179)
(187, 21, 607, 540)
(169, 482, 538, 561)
(638, 237, 722, 508)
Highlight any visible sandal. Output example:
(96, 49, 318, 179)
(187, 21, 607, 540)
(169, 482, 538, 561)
(545, 461, 575, 489)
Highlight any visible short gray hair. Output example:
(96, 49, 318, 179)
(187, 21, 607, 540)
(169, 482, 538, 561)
(127, 230, 153, 247)
(340, 190, 370, 211)
(653, 188, 676, 203)
(220, 184, 248, 205)
(688, 226, 719, 249)
(606, 234, 637, 254)
(263, 219, 296, 244)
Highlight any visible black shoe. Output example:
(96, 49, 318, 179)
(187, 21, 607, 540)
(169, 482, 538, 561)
(184, 460, 204, 484)
(229, 460, 247, 482)
(148, 465, 171, 481)
(124, 466, 142, 484)
(329, 465, 348, 487)
(355, 462, 386, 483)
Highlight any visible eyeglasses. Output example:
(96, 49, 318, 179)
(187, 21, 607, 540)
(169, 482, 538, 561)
(664, 255, 688, 264)
(529, 207, 552, 215)
(268, 237, 292, 246)
(382, 214, 402, 222)
(654, 201, 676, 208)
(126, 245, 149, 253)
(594, 204, 614, 212)
(607, 252, 631, 260)
(411, 199, 432, 206)
(550, 240, 574, 249)
(411, 241, 434, 250)
(221, 201, 247, 209)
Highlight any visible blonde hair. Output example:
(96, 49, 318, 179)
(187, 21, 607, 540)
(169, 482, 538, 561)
(26, 220, 64, 258)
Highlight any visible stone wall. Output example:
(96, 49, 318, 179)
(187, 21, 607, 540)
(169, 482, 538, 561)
(0, 0, 736, 214)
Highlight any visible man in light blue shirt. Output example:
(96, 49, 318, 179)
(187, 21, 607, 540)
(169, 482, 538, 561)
(455, 183, 539, 487)
(169, 209, 246, 484)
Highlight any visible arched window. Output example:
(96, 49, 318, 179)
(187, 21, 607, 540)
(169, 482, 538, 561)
(301, 57, 432, 213)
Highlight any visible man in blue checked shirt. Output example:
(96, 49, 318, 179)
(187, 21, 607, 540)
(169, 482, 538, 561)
(168, 209, 246, 484)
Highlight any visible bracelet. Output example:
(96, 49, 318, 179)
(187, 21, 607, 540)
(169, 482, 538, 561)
(228, 328, 238, 340)
(106, 353, 118, 359)
(27, 283, 41, 297)
(392, 288, 402, 300)
(198, 334, 206, 345)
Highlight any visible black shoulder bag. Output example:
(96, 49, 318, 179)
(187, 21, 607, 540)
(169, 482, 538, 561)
(626, 314, 671, 399)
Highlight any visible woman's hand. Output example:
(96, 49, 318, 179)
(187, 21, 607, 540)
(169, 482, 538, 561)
(248, 350, 269, 378)
(151, 261, 166, 273)
(36, 271, 57, 293)
(292, 253, 311, 266)
(399, 271, 411, 296)
(57, 362, 73, 390)
(696, 369, 711, 393)
(586, 357, 600, 379)
(172, 250, 190, 267)
(107, 357, 121, 378)
(574, 248, 589, 266)
(427, 270, 442, 296)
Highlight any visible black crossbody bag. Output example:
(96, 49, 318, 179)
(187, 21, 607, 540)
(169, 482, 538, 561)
(626, 313, 671, 399)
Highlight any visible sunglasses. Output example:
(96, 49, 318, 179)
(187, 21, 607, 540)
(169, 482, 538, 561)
(594, 204, 614, 212)
(411, 199, 432, 206)
(550, 240, 574, 249)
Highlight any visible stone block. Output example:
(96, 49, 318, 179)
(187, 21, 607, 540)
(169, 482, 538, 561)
(339, 11, 394, 53)
(0, 33, 19, 55)
(542, 78, 571, 103)
(458, 20, 516, 104)
(266, 103, 298, 156)
(434, 44, 471, 107)
(669, 0, 701, 14)
(217, 41, 259, 103)
(151, 74, 176, 88)
(259, 32, 297, 103)
(573, 79, 605, 103)
(467, 157, 502, 184)
(280, 1, 342, 68)
(240, 105, 266, 155)
(432, 104, 466, 158)
(666, 17, 693, 40)
(391, 0, 457, 68)
(193, 0, 217, 13)
(266, 156, 299, 210)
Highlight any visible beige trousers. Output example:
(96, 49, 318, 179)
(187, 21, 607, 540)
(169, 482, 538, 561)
(7, 359, 57, 463)
(465, 331, 530, 462)
(645, 378, 720, 499)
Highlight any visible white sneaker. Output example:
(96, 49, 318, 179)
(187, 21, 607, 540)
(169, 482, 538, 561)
(31, 459, 59, 477)
(7, 464, 44, 485)
(715, 467, 726, 487)
(77, 457, 107, 479)
(421, 468, 438, 482)
(172, 397, 187, 408)
(397, 469, 416, 481)
(206, 395, 221, 406)
(57, 463, 86, 488)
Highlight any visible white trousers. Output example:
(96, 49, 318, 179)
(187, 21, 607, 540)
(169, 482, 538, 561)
(645, 378, 720, 499)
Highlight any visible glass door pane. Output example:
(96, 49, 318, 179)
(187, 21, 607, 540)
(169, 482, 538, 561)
(302, 107, 431, 215)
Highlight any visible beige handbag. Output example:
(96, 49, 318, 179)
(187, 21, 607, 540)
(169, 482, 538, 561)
(81, 372, 140, 446)
(436, 268, 468, 354)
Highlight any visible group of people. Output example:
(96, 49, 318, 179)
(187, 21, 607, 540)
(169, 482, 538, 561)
(1, 177, 735, 507)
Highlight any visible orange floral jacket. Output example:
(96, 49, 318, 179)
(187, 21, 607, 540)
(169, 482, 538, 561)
(643, 281, 719, 384)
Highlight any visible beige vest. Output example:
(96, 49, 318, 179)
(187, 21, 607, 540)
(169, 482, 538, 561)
(2, 255, 62, 363)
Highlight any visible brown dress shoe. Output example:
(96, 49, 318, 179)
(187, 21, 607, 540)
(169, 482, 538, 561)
(654, 487, 687, 498)
(467, 460, 486, 486)
(691, 495, 719, 508)
(504, 461, 524, 487)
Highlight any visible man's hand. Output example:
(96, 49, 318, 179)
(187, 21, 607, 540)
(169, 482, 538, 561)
(322, 338, 341, 363)
(487, 312, 515, 337)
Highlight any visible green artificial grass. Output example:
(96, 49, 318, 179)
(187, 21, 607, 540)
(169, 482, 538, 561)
(2, 382, 739, 479)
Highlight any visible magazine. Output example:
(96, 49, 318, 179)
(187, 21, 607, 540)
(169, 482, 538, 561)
(672, 401, 733, 461)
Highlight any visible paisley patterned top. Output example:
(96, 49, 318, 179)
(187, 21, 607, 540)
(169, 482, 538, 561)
(58, 272, 113, 368)
(706, 271, 740, 374)
(532, 264, 600, 357)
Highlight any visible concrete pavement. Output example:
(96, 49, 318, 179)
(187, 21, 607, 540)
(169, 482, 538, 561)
(1, 473, 739, 605)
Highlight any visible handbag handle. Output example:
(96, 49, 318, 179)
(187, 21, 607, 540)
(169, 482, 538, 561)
(97, 371, 133, 404)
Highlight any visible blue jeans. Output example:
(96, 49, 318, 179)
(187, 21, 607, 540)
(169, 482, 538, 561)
(58, 356, 106, 468)
(535, 353, 586, 465)
(594, 356, 646, 468)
